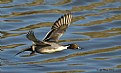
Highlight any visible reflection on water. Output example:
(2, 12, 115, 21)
(0, 0, 121, 73)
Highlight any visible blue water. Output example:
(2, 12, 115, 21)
(0, 0, 121, 73)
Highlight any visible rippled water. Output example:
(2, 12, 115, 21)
(0, 0, 121, 73)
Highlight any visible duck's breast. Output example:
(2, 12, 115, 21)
(36, 46, 67, 54)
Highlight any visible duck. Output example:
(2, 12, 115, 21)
(16, 13, 80, 55)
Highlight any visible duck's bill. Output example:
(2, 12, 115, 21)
(78, 47, 84, 49)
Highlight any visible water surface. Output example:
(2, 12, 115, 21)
(0, 0, 121, 73)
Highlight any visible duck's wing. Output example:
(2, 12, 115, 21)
(26, 30, 38, 42)
(43, 13, 72, 42)
(26, 30, 46, 45)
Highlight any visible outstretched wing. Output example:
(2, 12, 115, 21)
(26, 30, 46, 45)
(43, 13, 72, 42)
(26, 30, 38, 42)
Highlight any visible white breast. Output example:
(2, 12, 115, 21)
(56, 46, 68, 51)
(40, 46, 68, 54)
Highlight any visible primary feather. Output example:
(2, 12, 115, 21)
(43, 13, 72, 42)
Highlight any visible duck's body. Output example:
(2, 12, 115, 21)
(35, 43, 68, 54)
(16, 13, 80, 55)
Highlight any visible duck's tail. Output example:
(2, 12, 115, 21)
(15, 47, 32, 56)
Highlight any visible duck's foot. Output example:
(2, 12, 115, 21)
(19, 51, 36, 57)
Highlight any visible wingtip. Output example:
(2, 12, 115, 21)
(26, 30, 39, 42)
(64, 12, 72, 16)
(26, 30, 34, 37)
(52, 12, 73, 29)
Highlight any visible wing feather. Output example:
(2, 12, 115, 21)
(26, 30, 47, 45)
(43, 13, 72, 42)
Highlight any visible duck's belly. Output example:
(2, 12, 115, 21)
(36, 46, 67, 54)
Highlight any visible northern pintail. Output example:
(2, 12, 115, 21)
(16, 13, 80, 55)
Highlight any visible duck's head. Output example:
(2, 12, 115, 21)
(67, 44, 80, 49)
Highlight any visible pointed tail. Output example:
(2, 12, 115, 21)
(15, 47, 32, 56)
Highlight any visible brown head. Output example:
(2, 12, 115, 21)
(67, 44, 80, 49)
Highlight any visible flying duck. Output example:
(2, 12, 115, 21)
(16, 13, 80, 55)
